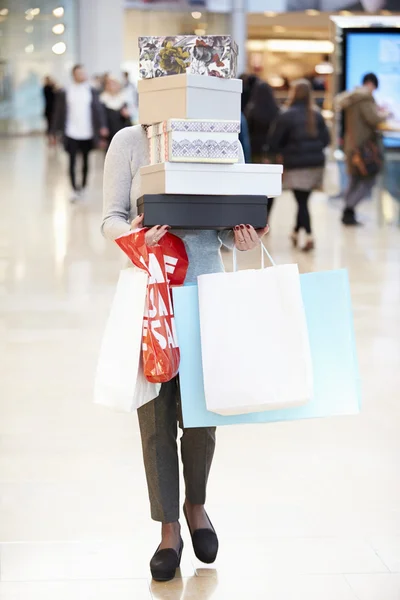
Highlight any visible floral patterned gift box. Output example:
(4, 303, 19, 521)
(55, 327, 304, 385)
(147, 119, 241, 164)
(139, 35, 238, 79)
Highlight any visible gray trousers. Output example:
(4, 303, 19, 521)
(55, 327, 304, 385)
(344, 175, 375, 209)
(137, 377, 216, 524)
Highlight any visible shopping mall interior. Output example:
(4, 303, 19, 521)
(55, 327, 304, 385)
(1, 1, 400, 599)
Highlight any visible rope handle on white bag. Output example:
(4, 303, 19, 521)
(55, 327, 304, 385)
(232, 242, 276, 272)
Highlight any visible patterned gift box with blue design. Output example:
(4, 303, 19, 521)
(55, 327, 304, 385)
(146, 119, 241, 164)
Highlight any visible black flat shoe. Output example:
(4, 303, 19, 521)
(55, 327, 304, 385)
(150, 537, 183, 582)
(183, 504, 219, 564)
(342, 208, 363, 226)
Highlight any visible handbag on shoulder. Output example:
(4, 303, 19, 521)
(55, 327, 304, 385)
(348, 119, 383, 178)
(350, 139, 383, 178)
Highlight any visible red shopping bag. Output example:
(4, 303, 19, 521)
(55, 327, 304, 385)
(115, 230, 188, 383)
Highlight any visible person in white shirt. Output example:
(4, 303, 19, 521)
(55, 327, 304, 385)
(51, 64, 108, 201)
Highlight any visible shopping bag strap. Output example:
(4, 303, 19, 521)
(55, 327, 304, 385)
(232, 242, 276, 272)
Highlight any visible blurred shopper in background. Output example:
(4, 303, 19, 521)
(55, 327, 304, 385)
(245, 79, 279, 164)
(268, 79, 330, 252)
(51, 64, 108, 202)
(245, 78, 280, 221)
(100, 78, 132, 147)
(42, 76, 56, 138)
(239, 113, 251, 163)
(336, 73, 387, 226)
(123, 71, 138, 122)
(91, 75, 103, 94)
(240, 73, 259, 114)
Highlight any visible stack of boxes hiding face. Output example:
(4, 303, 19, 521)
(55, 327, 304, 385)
(137, 35, 283, 229)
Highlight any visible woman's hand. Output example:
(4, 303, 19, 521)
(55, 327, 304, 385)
(234, 224, 270, 251)
(130, 214, 170, 247)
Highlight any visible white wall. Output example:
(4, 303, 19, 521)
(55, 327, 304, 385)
(78, 0, 124, 77)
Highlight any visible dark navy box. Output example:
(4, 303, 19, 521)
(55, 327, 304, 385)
(137, 194, 269, 230)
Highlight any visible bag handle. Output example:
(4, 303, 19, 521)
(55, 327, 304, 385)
(232, 242, 276, 272)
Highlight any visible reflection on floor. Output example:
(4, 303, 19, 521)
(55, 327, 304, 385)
(0, 137, 399, 600)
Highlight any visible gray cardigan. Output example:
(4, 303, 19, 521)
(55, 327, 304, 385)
(102, 125, 241, 283)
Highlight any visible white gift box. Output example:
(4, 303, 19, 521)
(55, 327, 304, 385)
(140, 163, 283, 197)
(147, 119, 241, 164)
(138, 74, 242, 124)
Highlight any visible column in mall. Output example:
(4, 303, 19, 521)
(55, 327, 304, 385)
(77, 0, 124, 77)
(232, 0, 247, 76)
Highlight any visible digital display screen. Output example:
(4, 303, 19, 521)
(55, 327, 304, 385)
(345, 31, 400, 147)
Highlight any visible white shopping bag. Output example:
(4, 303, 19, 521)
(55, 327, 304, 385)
(94, 267, 161, 412)
(198, 246, 313, 416)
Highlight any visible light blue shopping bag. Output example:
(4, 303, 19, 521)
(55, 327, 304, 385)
(172, 269, 361, 428)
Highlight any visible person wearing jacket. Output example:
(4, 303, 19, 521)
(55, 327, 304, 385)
(100, 78, 132, 148)
(335, 73, 387, 225)
(51, 64, 108, 201)
(245, 79, 280, 220)
(245, 79, 279, 163)
(239, 112, 251, 164)
(42, 76, 56, 137)
(268, 79, 330, 251)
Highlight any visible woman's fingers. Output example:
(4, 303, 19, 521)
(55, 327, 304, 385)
(144, 224, 170, 246)
(246, 225, 260, 245)
(234, 223, 270, 251)
(130, 214, 144, 230)
(241, 225, 255, 248)
(234, 225, 253, 251)
(234, 225, 246, 251)
(157, 224, 170, 241)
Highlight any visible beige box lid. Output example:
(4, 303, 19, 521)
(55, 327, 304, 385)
(138, 74, 242, 94)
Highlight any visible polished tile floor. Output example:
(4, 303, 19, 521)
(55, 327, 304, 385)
(0, 137, 399, 599)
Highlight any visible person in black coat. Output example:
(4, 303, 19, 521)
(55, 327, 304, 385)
(245, 79, 279, 163)
(240, 73, 259, 114)
(268, 79, 330, 252)
(43, 76, 56, 136)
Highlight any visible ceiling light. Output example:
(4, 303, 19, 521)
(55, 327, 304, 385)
(0, 8, 8, 16)
(52, 41, 66, 54)
(268, 75, 285, 87)
(25, 44, 34, 53)
(25, 13, 34, 20)
(52, 6, 64, 17)
(264, 11, 276, 16)
(273, 25, 286, 33)
(248, 39, 334, 54)
(191, 11, 202, 19)
(52, 23, 65, 34)
(25, 25, 34, 32)
(247, 40, 265, 51)
(315, 61, 334, 74)
(194, 28, 206, 35)
(306, 9, 320, 15)
(31, 7, 40, 15)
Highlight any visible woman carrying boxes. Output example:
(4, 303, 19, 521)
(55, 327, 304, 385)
(102, 35, 282, 582)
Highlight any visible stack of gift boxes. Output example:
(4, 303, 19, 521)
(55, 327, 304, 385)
(137, 35, 283, 230)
